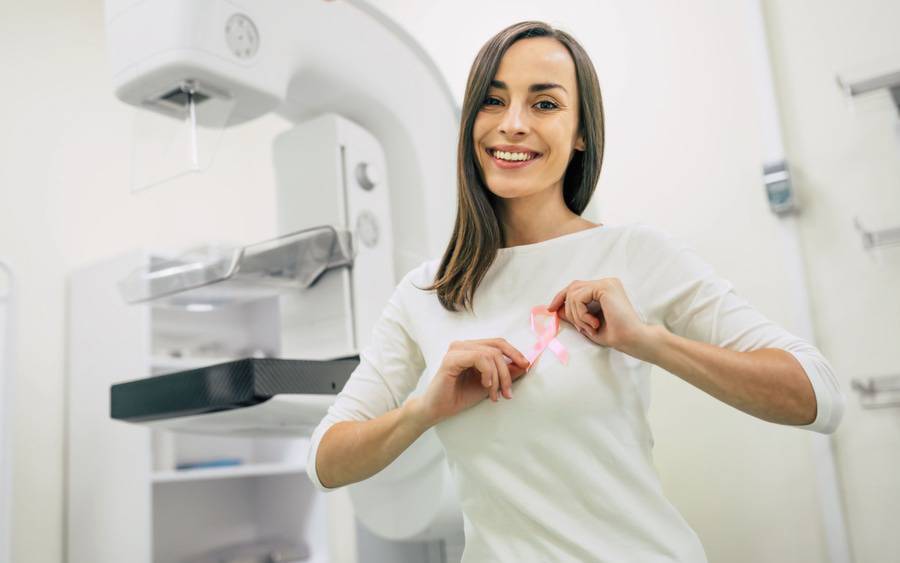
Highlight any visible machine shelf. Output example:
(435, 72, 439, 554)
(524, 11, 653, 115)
(118, 225, 354, 309)
(152, 461, 307, 484)
(150, 355, 238, 372)
(111, 357, 357, 436)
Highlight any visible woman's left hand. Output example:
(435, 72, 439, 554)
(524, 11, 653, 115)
(547, 278, 649, 355)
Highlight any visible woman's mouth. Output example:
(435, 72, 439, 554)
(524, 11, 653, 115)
(486, 147, 542, 169)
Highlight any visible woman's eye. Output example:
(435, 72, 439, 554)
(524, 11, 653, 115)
(480, 97, 557, 110)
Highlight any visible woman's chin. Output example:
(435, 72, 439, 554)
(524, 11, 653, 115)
(486, 184, 535, 200)
(486, 188, 518, 200)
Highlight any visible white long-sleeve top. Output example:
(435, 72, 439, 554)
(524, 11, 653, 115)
(306, 223, 845, 562)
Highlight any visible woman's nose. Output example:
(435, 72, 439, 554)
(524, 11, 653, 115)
(498, 104, 528, 136)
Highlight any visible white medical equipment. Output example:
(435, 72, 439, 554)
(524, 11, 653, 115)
(67, 1, 465, 561)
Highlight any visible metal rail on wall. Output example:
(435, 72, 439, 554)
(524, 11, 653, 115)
(851, 374, 900, 409)
(0, 260, 15, 563)
(854, 218, 900, 250)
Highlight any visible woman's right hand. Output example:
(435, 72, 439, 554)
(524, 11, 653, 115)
(416, 339, 531, 426)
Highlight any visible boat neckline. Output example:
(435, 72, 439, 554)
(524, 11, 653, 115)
(496, 224, 606, 255)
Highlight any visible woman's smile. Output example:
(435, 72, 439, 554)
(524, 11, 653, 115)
(486, 146, 544, 170)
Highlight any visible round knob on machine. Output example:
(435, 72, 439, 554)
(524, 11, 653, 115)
(354, 162, 379, 191)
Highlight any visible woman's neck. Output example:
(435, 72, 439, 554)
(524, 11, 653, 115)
(498, 187, 599, 247)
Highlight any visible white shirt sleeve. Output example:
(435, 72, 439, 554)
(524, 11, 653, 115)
(625, 224, 845, 434)
(305, 269, 427, 491)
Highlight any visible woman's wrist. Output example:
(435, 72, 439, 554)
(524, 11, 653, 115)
(402, 396, 439, 431)
(621, 324, 670, 364)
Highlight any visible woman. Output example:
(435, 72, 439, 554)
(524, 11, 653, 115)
(308, 21, 844, 562)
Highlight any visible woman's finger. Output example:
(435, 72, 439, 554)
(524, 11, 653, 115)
(483, 338, 530, 369)
(555, 301, 568, 323)
(574, 297, 593, 334)
(476, 353, 498, 402)
(576, 287, 602, 333)
(495, 353, 513, 399)
(474, 351, 492, 389)
(474, 345, 522, 393)
(472, 354, 493, 392)
(547, 287, 567, 312)
(566, 293, 576, 331)
(490, 354, 501, 402)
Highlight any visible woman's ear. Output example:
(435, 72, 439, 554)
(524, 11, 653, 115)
(574, 132, 586, 152)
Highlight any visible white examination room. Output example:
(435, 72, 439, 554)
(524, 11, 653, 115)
(2, 0, 900, 562)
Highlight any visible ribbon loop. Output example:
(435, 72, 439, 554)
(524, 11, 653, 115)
(525, 305, 569, 367)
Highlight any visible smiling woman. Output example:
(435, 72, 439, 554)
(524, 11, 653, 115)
(308, 19, 844, 563)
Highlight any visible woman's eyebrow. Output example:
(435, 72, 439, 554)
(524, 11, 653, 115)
(490, 80, 568, 94)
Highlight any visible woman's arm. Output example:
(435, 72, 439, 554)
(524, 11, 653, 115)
(624, 225, 844, 433)
(315, 397, 432, 489)
(548, 224, 845, 434)
(315, 336, 531, 488)
(307, 269, 428, 491)
(550, 277, 820, 428)
(629, 326, 817, 426)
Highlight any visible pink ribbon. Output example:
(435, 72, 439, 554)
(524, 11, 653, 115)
(524, 305, 569, 367)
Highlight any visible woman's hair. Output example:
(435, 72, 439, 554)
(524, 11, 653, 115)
(422, 20, 605, 313)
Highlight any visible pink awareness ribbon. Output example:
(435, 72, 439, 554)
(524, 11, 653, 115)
(524, 305, 569, 367)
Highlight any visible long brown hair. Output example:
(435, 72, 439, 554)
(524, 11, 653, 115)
(422, 21, 605, 312)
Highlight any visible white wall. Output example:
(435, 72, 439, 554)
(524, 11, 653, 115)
(0, 0, 896, 562)
(763, 1, 900, 561)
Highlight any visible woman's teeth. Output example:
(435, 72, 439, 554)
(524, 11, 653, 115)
(491, 150, 537, 161)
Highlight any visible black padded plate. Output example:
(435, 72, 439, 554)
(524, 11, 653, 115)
(110, 357, 359, 422)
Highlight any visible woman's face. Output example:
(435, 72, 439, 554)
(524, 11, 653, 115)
(473, 37, 585, 201)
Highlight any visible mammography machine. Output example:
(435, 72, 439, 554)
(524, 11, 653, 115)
(67, 1, 466, 561)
